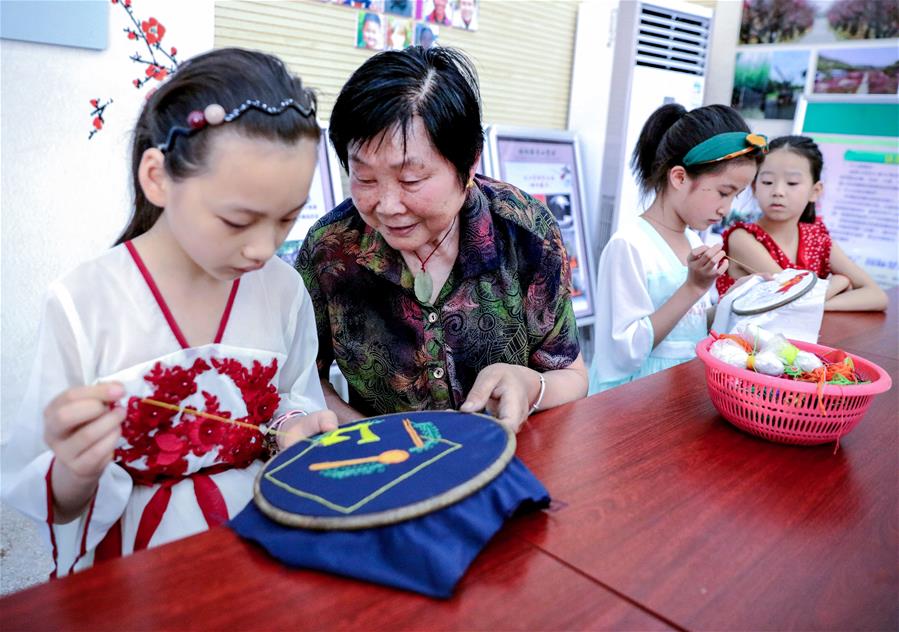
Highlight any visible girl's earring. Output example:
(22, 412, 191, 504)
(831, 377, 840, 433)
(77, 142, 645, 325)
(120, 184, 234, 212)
(466, 178, 474, 189)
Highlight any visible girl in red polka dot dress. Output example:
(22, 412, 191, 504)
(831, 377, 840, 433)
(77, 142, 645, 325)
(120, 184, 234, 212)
(717, 135, 887, 311)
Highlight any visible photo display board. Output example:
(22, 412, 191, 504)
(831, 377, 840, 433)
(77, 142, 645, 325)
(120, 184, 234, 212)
(485, 127, 595, 322)
(796, 100, 899, 288)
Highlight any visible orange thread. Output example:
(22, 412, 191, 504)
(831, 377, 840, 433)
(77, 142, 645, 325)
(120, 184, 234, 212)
(140, 398, 289, 437)
(402, 418, 425, 448)
(792, 358, 858, 414)
(719, 333, 753, 354)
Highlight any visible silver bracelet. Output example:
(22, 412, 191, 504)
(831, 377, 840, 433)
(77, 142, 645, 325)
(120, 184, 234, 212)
(528, 373, 546, 416)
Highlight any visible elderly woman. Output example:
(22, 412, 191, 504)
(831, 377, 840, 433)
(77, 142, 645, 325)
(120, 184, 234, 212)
(297, 47, 587, 431)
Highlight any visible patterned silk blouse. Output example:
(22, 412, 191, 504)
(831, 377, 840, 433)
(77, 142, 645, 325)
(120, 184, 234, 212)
(716, 219, 833, 295)
(297, 175, 581, 417)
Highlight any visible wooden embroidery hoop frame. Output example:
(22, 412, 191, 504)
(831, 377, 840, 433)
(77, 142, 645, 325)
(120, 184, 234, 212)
(253, 411, 516, 530)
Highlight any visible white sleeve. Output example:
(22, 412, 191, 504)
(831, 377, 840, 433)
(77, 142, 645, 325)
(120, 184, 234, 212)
(276, 280, 327, 416)
(1, 282, 132, 575)
(591, 236, 656, 384)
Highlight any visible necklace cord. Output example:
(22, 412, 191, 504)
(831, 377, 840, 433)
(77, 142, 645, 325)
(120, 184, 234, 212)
(414, 215, 458, 272)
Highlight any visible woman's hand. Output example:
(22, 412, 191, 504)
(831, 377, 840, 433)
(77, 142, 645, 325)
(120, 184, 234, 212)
(460, 363, 541, 433)
(278, 409, 339, 450)
(686, 243, 727, 293)
(43, 383, 126, 522)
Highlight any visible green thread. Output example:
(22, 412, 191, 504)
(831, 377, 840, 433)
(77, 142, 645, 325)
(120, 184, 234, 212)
(319, 462, 387, 479)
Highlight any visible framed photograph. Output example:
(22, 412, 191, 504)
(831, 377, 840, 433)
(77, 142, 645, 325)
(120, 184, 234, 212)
(387, 16, 414, 50)
(277, 127, 344, 267)
(384, 0, 414, 17)
(814, 46, 899, 95)
(732, 49, 811, 120)
(484, 127, 596, 324)
(739, 0, 898, 45)
(451, 0, 477, 31)
(422, 0, 453, 26)
(414, 22, 438, 48)
(356, 11, 385, 51)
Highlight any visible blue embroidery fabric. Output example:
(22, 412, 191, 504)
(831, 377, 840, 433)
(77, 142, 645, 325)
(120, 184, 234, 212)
(229, 412, 550, 598)
(254, 411, 514, 521)
(230, 452, 549, 598)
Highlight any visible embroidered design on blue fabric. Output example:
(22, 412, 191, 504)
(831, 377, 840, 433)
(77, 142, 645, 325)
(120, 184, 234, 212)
(264, 418, 461, 514)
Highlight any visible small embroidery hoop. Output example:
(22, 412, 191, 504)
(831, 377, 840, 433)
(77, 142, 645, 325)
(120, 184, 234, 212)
(253, 411, 515, 530)
(731, 270, 817, 315)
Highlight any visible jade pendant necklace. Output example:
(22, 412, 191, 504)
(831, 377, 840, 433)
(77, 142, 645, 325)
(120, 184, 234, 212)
(412, 215, 457, 305)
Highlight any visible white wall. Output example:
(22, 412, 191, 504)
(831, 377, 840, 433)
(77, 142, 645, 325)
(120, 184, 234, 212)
(1, 1, 214, 439)
(567, 0, 620, 261)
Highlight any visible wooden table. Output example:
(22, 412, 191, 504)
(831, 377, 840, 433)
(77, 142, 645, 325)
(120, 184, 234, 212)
(3, 291, 896, 631)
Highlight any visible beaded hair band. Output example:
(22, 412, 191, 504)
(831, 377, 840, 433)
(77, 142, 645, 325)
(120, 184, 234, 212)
(156, 97, 316, 153)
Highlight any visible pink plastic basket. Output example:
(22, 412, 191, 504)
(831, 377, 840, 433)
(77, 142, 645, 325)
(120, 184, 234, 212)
(696, 337, 892, 445)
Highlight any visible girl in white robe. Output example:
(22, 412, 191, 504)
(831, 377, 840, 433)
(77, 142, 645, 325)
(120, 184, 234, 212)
(1, 48, 337, 576)
(589, 103, 766, 393)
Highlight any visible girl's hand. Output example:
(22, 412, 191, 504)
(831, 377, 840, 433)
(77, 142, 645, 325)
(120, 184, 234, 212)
(686, 244, 727, 293)
(460, 363, 540, 433)
(279, 409, 339, 450)
(44, 383, 126, 482)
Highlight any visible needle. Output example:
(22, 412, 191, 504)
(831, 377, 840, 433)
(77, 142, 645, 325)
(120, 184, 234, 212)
(140, 397, 290, 437)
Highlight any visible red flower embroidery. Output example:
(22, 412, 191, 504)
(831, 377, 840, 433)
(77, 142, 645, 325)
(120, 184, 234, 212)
(141, 17, 165, 45)
(92, 117, 103, 130)
(116, 356, 280, 481)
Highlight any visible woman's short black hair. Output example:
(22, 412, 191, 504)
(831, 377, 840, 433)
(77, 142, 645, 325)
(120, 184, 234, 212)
(765, 135, 823, 223)
(329, 46, 483, 188)
(631, 103, 759, 199)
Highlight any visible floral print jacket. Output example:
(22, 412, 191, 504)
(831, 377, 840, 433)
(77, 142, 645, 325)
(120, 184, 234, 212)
(297, 175, 580, 416)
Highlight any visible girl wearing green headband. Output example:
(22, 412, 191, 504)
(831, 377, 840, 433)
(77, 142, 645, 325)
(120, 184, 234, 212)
(589, 103, 765, 394)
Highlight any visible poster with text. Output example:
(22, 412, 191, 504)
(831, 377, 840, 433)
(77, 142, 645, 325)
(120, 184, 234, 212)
(812, 133, 898, 287)
(496, 139, 594, 319)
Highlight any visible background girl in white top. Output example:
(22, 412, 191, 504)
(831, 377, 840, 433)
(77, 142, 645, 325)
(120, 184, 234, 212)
(589, 104, 767, 393)
(1, 48, 338, 576)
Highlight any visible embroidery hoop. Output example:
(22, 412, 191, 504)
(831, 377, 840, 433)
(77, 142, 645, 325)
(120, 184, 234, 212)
(731, 269, 818, 315)
(253, 411, 515, 530)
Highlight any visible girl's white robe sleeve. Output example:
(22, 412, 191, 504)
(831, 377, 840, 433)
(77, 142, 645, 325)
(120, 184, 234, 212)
(1, 282, 132, 575)
(591, 232, 656, 386)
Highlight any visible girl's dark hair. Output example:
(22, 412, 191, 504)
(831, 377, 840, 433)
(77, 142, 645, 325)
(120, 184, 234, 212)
(765, 135, 823, 223)
(328, 46, 483, 189)
(116, 47, 319, 245)
(631, 103, 759, 199)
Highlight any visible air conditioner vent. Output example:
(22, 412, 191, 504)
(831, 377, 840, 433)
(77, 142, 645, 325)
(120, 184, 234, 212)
(635, 3, 710, 76)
